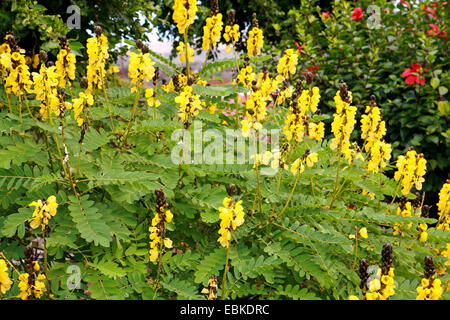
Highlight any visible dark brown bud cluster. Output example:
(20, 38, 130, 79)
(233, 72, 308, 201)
(39, 50, 48, 64)
(421, 205, 431, 218)
(424, 256, 435, 279)
(370, 94, 377, 107)
(24, 245, 40, 285)
(79, 122, 88, 144)
(210, 0, 219, 16)
(142, 44, 149, 54)
(226, 184, 237, 197)
(155, 188, 168, 215)
(6, 32, 21, 53)
(58, 36, 69, 51)
(227, 10, 236, 26)
(358, 258, 370, 292)
(94, 24, 103, 36)
(80, 76, 89, 89)
(136, 39, 144, 50)
(252, 13, 259, 28)
(153, 67, 160, 86)
(381, 243, 393, 274)
(305, 72, 313, 86)
(339, 80, 350, 104)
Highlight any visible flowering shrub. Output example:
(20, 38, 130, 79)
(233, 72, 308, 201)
(0, 0, 448, 301)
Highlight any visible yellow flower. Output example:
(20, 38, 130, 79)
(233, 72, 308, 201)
(276, 49, 298, 80)
(86, 33, 109, 92)
(172, 0, 198, 34)
(202, 13, 223, 51)
(217, 197, 245, 247)
(348, 295, 359, 300)
(174, 85, 202, 123)
(28, 195, 58, 232)
(72, 91, 94, 126)
(223, 24, 240, 52)
(176, 41, 195, 64)
(305, 152, 318, 168)
(55, 48, 76, 88)
(128, 50, 155, 93)
(0, 259, 13, 294)
(247, 27, 264, 57)
(145, 88, 161, 108)
(359, 227, 368, 239)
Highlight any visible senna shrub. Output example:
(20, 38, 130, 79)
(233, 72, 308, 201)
(0, 1, 448, 301)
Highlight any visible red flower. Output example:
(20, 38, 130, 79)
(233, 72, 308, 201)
(401, 63, 428, 85)
(351, 7, 363, 21)
(302, 62, 320, 76)
(322, 11, 330, 19)
(400, 0, 411, 9)
(427, 24, 448, 39)
(294, 41, 303, 53)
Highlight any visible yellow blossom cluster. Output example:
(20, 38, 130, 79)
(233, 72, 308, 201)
(394, 149, 427, 195)
(28, 195, 58, 232)
(149, 209, 173, 262)
(145, 88, 160, 108)
(172, 0, 198, 34)
(416, 277, 443, 300)
(128, 51, 155, 93)
(361, 105, 386, 152)
(247, 27, 264, 57)
(237, 64, 256, 88)
(0, 259, 13, 294)
(32, 64, 61, 118)
(18, 273, 46, 300)
(291, 152, 318, 176)
(365, 267, 395, 300)
(72, 91, 94, 126)
(201, 275, 218, 300)
(202, 13, 223, 51)
(348, 227, 368, 240)
(218, 197, 245, 247)
(174, 85, 202, 123)
(283, 87, 322, 143)
(367, 140, 392, 173)
(4, 51, 32, 96)
(223, 24, 240, 53)
(436, 180, 449, 231)
(276, 49, 298, 81)
(86, 33, 109, 92)
(55, 48, 76, 88)
(176, 41, 195, 64)
(330, 89, 357, 162)
(241, 90, 267, 137)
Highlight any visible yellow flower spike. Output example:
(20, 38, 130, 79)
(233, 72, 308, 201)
(172, 0, 198, 34)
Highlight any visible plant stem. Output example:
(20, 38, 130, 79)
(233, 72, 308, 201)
(221, 245, 230, 300)
(352, 235, 358, 271)
(329, 152, 342, 209)
(183, 31, 190, 79)
(121, 84, 142, 148)
(277, 173, 300, 219)
(101, 79, 116, 135)
(43, 232, 51, 297)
